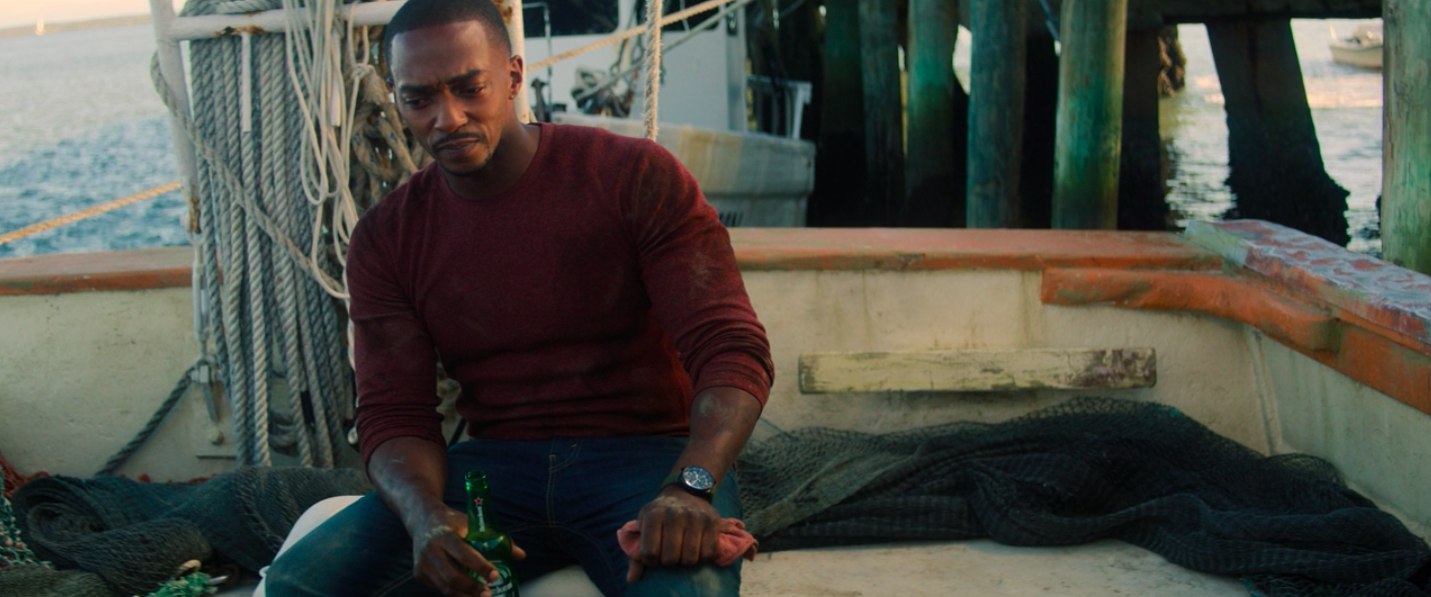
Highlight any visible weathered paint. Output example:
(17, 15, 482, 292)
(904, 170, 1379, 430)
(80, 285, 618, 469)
(798, 348, 1157, 393)
(1051, 0, 1127, 229)
(966, 0, 1028, 228)
(1188, 220, 1431, 349)
(1040, 268, 1341, 353)
(1382, 0, 1431, 274)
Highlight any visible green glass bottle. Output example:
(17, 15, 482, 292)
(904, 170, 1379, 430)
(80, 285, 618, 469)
(464, 470, 520, 597)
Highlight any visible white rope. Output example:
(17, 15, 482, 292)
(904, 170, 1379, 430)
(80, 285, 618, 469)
(155, 0, 747, 466)
(642, 0, 665, 140)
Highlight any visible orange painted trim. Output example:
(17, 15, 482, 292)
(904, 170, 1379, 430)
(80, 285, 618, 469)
(0, 247, 193, 296)
(730, 228, 1223, 272)
(1041, 269, 1341, 353)
(1042, 267, 1431, 417)
(0, 230, 1221, 296)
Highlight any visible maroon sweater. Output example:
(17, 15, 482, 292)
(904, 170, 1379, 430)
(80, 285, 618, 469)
(348, 123, 774, 466)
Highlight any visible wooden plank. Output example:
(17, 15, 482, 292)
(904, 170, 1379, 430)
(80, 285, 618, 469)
(798, 348, 1157, 393)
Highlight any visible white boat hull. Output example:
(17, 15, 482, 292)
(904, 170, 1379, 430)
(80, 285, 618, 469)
(1331, 43, 1383, 69)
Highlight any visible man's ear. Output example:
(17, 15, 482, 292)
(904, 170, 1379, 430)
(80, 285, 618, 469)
(508, 54, 525, 99)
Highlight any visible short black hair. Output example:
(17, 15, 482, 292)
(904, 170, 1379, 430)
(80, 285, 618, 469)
(383, 0, 513, 68)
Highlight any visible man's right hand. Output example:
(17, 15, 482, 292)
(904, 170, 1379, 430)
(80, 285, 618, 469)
(368, 437, 526, 597)
(411, 509, 527, 597)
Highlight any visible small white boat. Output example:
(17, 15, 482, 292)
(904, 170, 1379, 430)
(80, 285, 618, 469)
(1330, 23, 1383, 69)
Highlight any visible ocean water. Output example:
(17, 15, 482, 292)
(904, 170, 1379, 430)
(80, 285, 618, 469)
(0, 23, 183, 259)
(1165, 20, 1384, 255)
(0, 19, 1386, 259)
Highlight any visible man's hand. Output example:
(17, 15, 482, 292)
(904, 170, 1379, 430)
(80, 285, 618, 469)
(412, 508, 527, 597)
(627, 487, 722, 583)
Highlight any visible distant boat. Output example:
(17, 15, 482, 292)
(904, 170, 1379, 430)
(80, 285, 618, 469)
(35, 17, 43, 36)
(1329, 23, 1382, 69)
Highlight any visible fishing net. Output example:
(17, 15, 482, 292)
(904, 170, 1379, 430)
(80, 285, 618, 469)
(0, 466, 371, 597)
(738, 397, 1431, 597)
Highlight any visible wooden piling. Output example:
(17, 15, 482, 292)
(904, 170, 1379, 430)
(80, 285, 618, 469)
(904, 0, 962, 227)
(1052, 0, 1127, 230)
(809, 0, 866, 226)
(1117, 28, 1169, 231)
(858, 0, 904, 225)
(1207, 19, 1349, 246)
(1383, 0, 1431, 273)
(966, 0, 1028, 228)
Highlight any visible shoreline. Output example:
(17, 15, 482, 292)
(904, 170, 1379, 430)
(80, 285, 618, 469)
(0, 14, 150, 38)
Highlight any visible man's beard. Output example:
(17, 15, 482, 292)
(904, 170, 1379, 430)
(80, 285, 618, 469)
(432, 133, 494, 178)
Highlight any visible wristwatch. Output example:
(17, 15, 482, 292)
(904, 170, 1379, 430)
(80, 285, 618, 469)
(661, 465, 716, 501)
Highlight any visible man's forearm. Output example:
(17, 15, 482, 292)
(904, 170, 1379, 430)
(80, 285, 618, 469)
(670, 386, 763, 487)
(367, 436, 453, 536)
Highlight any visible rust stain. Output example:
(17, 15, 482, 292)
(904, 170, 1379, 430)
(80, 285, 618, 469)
(217, 25, 267, 37)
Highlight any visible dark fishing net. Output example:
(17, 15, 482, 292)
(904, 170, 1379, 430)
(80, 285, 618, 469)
(738, 397, 1431, 597)
(1, 466, 371, 597)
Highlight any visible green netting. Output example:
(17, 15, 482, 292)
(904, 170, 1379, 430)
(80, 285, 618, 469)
(1, 466, 370, 597)
(738, 397, 1431, 597)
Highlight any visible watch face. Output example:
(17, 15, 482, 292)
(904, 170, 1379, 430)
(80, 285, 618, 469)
(681, 466, 715, 492)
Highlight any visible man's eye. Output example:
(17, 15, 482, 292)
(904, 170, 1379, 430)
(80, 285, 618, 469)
(402, 97, 427, 108)
(461, 86, 482, 96)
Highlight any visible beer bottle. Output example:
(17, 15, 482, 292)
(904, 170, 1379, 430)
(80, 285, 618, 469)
(464, 470, 520, 597)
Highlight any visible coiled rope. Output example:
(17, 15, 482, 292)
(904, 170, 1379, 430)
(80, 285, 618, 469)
(141, 0, 746, 468)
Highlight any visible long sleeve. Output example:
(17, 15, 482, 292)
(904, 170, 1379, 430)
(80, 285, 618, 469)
(623, 140, 775, 404)
(347, 215, 445, 467)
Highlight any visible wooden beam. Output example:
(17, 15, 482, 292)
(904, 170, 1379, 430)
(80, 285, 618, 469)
(798, 348, 1157, 393)
(1116, 28, 1168, 230)
(1382, 0, 1431, 274)
(1206, 19, 1349, 246)
(810, 0, 867, 226)
(858, 0, 904, 225)
(1052, 0, 1127, 230)
(904, 0, 962, 227)
(966, 0, 1028, 228)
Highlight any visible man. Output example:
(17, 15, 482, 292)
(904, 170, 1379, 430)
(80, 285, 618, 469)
(262, 1, 773, 596)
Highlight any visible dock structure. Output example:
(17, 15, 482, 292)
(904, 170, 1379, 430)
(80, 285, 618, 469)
(966, 0, 1028, 228)
(904, 0, 964, 227)
(858, 0, 904, 226)
(1382, 0, 1431, 274)
(1206, 18, 1350, 246)
(1051, 0, 1128, 230)
(821, 0, 1401, 239)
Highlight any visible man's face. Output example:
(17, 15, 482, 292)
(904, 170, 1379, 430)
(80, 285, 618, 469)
(389, 21, 521, 177)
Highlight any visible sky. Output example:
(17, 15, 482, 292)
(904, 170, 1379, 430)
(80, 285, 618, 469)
(0, 0, 187, 29)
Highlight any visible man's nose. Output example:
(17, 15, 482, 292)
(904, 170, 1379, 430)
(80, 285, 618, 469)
(433, 94, 467, 132)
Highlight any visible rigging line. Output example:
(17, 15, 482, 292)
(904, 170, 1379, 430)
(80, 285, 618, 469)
(0, 182, 182, 247)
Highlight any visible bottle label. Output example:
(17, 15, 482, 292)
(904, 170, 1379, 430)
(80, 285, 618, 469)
(488, 562, 519, 597)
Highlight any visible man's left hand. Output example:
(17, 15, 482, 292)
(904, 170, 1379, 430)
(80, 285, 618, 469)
(627, 486, 722, 582)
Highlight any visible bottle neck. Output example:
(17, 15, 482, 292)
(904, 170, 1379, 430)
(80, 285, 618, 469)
(466, 482, 494, 533)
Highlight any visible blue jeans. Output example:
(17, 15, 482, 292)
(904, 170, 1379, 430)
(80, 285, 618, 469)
(264, 436, 742, 597)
